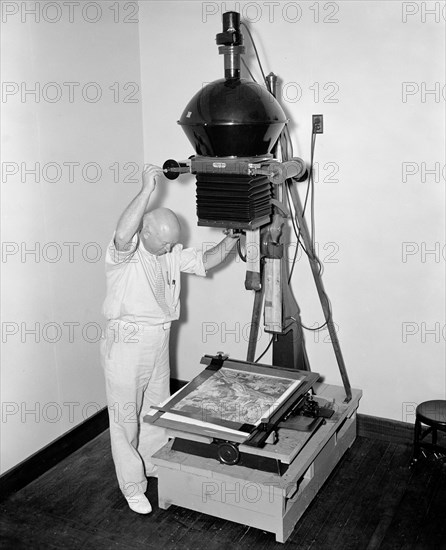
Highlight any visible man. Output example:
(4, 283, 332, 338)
(101, 164, 239, 514)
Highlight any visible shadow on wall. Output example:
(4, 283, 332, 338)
(168, 212, 241, 380)
(167, 209, 191, 381)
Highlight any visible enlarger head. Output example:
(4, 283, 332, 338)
(177, 12, 287, 158)
(165, 12, 301, 231)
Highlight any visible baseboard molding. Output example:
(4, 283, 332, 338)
(357, 413, 413, 445)
(0, 379, 187, 502)
(170, 378, 187, 394)
(0, 407, 109, 502)
(0, 378, 416, 501)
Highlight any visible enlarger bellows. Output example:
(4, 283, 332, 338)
(196, 173, 272, 229)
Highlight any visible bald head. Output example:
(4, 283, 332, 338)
(141, 208, 181, 256)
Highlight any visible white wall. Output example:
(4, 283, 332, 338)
(139, 1, 445, 422)
(1, 1, 144, 473)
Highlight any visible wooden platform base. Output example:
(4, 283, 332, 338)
(152, 383, 362, 543)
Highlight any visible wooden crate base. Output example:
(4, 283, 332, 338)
(152, 384, 361, 543)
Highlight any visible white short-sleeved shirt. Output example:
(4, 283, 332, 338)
(102, 233, 206, 325)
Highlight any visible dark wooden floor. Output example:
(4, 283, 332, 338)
(1, 432, 445, 550)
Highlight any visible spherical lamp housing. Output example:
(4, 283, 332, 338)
(178, 78, 287, 157)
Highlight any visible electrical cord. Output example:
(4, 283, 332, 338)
(237, 238, 247, 262)
(239, 19, 333, 348)
(286, 185, 307, 282)
(255, 337, 273, 363)
(239, 20, 321, 283)
(239, 21, 273, 363)
(309, 133, 316, 252)
(283, 127, 333, 331)
(278, 123, 312, 281)
(241, 57, 258, 83)
(240, 21, 267, 86)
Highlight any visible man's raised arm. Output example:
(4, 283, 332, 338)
(114, 164, 163, 251)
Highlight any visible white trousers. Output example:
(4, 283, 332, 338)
(101, 320, 170, 497)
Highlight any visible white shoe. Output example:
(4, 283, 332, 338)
(126, 493, 152, 514)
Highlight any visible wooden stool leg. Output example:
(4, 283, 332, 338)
(432, 427, 437, 445)
(411, 418, 421, 465)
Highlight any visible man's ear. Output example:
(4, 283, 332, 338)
(140, 220, 151, 236)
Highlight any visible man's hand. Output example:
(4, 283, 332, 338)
(203, 231, 240, 271)
(142, 164, 163, 194)
(223, 228, 241, 239)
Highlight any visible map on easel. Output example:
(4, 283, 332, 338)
(144, 356, 315, 442)
(171, 367, 298, 425)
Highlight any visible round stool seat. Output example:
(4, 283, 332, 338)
(416, 400, 446, 427)
(411, 400, 446, 466)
